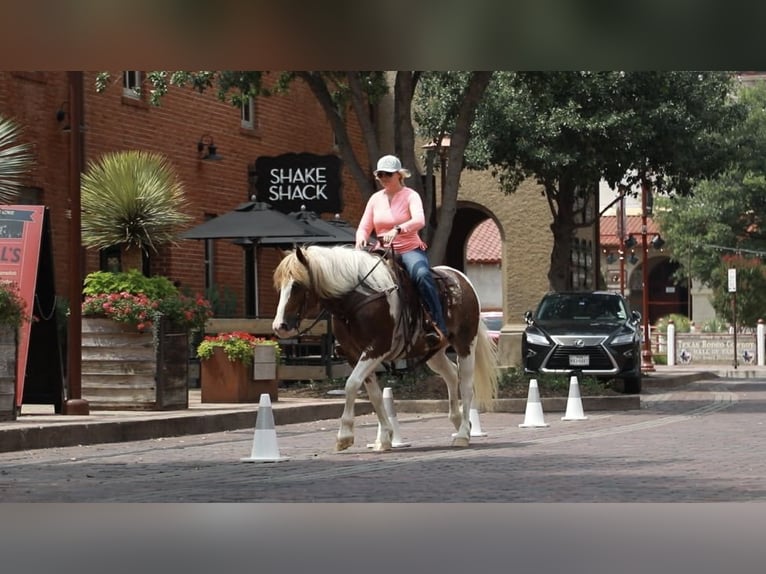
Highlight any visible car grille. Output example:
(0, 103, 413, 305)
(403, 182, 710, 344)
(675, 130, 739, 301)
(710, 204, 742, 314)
(545, 346, 615, 370)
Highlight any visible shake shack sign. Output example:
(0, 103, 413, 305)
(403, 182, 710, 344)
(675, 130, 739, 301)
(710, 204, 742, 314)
(253, 153, 343, 214)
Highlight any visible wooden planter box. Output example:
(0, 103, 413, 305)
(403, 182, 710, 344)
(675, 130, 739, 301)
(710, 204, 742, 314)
(0, 325, 17, 421)
(81, 317, 189, 410)
(201, 346, 278, 403)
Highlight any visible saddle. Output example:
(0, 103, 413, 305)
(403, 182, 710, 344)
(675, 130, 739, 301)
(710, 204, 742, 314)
(382, 251, 460, 354)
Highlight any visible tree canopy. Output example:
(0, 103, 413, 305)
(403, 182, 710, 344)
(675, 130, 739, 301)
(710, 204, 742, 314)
(415, 71, 746, 290)
(655, 80, 766, 327)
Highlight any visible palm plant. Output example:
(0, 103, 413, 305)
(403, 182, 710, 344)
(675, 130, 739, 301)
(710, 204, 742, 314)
(0, 115, 33, 203)
(81, 150, 191, 255)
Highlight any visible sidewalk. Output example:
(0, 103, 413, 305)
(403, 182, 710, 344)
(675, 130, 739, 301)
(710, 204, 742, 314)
(0, 363, 761, 453)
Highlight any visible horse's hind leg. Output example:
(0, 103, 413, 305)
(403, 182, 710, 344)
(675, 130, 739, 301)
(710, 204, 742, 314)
(364, 374, 393, 451)
(427, 350, 471, 447)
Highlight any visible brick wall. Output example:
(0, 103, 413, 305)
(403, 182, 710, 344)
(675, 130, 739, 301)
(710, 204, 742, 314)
(0, 71, 368, 317)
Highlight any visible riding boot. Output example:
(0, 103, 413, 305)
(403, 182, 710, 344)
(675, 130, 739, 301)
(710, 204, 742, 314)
(424, 323, 446, 349)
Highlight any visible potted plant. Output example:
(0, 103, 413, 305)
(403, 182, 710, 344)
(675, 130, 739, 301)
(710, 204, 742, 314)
(0, 280, 28, 421)
(197, 331, 281, 403)
(80, 269, 213, 410)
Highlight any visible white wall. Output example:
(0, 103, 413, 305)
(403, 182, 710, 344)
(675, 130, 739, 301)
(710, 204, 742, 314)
(466, 262, 502, 310)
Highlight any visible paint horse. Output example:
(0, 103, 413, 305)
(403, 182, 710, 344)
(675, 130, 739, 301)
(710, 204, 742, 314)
(272, 245, 499, 451)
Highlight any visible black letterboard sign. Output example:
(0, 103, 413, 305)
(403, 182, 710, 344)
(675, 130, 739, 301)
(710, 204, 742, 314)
(253, 153, 343, 214)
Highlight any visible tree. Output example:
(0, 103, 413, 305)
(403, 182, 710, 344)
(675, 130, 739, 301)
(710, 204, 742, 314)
(95, 70, 493, 265)
(419, 71, 745, 291)
(655, 81, 766, 327)
(0, 114, 33, 203)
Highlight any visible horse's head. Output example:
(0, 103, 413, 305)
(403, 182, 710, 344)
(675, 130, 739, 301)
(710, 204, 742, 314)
(272, 246, 317, 337)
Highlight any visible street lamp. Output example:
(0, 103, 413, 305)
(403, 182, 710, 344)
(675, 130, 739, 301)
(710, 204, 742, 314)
(640, 180, 655, 372)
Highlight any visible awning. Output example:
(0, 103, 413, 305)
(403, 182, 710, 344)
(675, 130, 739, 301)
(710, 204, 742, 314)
(181, 201, 332, 241)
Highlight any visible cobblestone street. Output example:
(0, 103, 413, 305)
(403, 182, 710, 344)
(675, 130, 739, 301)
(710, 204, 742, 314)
(1, 378, 764, 502)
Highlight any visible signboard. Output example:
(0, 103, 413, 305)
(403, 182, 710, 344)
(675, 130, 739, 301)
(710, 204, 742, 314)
(252, 153, 343, 214)
(0, 206, 63, 410)
(728, 268, 737, 292)
(0, 206, 43, 407)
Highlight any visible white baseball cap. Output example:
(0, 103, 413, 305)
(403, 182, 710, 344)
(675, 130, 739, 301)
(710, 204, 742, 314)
(375, 155, 411, 178)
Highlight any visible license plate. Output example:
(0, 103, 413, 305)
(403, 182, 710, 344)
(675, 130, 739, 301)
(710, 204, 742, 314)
(569, 355, 589, 366)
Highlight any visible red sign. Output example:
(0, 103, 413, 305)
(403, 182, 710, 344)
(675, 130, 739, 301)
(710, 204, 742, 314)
(0, 206, 44, 407)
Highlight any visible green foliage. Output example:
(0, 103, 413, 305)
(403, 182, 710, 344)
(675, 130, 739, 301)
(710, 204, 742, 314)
(702, 317, 729, 333)
(204, 284, 238, 318)
(0, 114, 33, 203)
(83, 270, 177, 300)
(655, 313, 692, 333)
(197, 331, 281, 366)
(709, 257, 766, 327)
(0, 281, 29, 329)
(80, 150, 191, 253)
(82, 270, 212, 332)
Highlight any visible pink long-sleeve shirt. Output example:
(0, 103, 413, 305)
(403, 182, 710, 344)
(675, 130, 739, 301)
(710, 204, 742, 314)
(356, 186, 427, 252)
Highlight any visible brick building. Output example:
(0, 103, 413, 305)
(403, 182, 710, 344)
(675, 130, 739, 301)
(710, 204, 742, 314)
(0, 71, 368, 318)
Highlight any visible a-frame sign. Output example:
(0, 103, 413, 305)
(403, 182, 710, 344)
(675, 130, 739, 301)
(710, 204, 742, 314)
(0, 206, 64, 413)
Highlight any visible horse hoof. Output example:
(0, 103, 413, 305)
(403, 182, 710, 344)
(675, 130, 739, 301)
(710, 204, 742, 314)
(451, 436, 470, 448)
(336, 437, 354, 451)
(373, 442, 392, 452)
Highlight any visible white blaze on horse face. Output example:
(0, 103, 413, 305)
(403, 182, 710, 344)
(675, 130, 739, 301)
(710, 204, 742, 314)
(272, 278, 297, 337)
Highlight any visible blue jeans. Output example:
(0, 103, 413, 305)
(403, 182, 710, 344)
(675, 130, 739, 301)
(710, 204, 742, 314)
(400, 248, 448, 335)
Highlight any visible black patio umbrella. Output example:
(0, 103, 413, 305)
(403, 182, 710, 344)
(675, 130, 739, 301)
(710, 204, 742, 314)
(181, 201, 330, 241)
(259, 207, 357, 247)
(181, 201, 333, 316)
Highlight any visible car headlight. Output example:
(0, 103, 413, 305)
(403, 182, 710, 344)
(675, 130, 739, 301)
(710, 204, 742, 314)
(525, 331, 550, 346)
(611, 332, 636, 345)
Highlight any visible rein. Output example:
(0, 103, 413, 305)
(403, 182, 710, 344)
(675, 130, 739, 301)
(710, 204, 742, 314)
(291, 243, 395, 337)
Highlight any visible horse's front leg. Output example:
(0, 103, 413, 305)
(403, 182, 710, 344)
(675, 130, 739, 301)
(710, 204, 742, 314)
(336, 357, 382, 452)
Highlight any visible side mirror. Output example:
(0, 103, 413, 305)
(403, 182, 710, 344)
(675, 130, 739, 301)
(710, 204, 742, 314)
(524, 310, 533, 324)
(631, 310, 641, 323)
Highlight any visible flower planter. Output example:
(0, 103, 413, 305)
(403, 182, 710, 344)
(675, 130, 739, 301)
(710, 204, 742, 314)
(81, 317, 189, 410)
(201, 346, 278, 403)
(0, 325, 18, 421)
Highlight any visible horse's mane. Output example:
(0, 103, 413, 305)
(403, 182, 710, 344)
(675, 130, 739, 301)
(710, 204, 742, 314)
(274, 245, 395, 298)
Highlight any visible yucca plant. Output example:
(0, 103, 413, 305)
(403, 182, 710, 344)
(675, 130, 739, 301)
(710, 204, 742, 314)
(80, 150, 191, 255)
(0, 114, 33, 203)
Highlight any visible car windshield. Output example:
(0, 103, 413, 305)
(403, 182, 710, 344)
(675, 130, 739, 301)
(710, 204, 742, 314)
(536, 293, 627, 322)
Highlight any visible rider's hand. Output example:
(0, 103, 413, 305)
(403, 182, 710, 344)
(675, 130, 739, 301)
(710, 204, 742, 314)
(381, 227, 399, 245)
(355, 239, 367, 249)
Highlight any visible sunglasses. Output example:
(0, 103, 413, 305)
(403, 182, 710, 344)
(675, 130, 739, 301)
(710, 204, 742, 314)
(376, 171, 395, 178)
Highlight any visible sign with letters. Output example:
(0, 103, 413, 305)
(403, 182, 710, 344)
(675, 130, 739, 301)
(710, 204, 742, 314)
(252, 153, 343, 214)
(0, 206, 63, 410)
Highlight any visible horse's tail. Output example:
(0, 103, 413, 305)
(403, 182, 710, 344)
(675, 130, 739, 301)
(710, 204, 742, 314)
(473, 320, 499, 412)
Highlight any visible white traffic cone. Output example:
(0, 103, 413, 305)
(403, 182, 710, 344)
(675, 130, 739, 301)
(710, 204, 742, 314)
(562, 375, 588, 421)
(519, 378, 549, 428)
(453, 398, 488, 437)
(367, 387, 411, 448)
(241, 393, 289, 463)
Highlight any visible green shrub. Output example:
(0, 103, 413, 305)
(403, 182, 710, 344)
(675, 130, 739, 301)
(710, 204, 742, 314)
(655, 313, 691, 333)
(702, 317, 729, 333)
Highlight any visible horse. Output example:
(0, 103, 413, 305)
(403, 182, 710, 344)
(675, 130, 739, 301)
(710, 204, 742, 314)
(272, 244, 499, 452)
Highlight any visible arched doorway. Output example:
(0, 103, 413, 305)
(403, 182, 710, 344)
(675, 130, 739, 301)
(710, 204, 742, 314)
(628, 257, 689, 324)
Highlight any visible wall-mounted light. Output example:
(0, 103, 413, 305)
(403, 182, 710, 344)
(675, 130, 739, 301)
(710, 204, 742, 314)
(606, 252, 617, 264)
(197, 134, 223, 161)
(624, 234, 637, 248)
(629, 253, 639, 265)
(56, 101, 70, 131)
(651, 234, 665, 249)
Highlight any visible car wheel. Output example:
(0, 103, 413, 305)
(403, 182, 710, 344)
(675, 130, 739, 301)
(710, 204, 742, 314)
(622, 375, 642, 394)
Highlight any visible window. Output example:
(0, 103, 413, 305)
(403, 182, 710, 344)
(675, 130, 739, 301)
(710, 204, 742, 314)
(241, 96, 254, 129)
(123, 71, 142, 98)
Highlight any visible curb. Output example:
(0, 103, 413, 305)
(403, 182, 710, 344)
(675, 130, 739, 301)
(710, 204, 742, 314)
(395, 395, 640, 414)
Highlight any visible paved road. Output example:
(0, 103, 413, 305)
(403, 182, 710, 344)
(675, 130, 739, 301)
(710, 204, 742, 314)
(1, 377, 764, 502)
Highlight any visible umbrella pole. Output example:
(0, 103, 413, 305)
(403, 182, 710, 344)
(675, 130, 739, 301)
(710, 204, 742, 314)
(254, 245, 259, 318)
